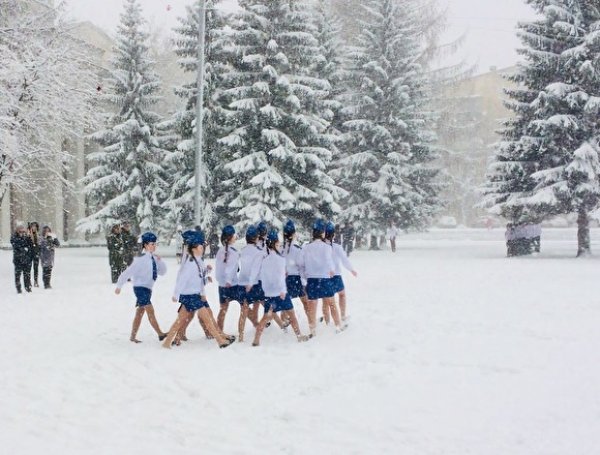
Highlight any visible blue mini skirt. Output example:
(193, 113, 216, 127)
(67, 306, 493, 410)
(133, 286, 152, 307)
(240, 282, 265, 304)
(306, 278, 334, 300)
(286, 275, 306, 298)
(218, 285, 241, 304)
(330, 275, 345, 294)
(264, 294, 294, 313)
(179, 294, 210, 312)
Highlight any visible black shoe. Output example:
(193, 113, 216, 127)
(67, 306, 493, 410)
(226, 335, 236, 343)
(158, 334, 168, 341)
(219, 338, 235, 349)
(25, 288, 32, 293)
(17, 289, 22, 294)
(44, 285, 52, 290)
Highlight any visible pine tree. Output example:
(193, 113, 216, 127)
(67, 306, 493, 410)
(217, 0, 336, 229)
(78, 0, 169, 235)
(339, 0, 441, 234)
(481, 1, 600, 256)
(311, 0, 349, 219)
(165, 0, 232, 232)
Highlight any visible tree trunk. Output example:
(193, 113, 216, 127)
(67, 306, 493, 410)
(576, 209, 591, 257)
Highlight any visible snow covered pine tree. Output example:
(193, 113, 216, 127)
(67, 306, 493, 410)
(482, 1, 600, 256)
(78, 0, 169, 235)
(165, 0, 232, 232)
(339, 0, 441, 236)
(217, 0, 338, 228)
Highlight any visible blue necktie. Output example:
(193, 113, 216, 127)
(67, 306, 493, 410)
(152, 256, 157, 281)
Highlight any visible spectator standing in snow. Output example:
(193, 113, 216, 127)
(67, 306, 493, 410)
(11, 223, 33, 294)
(208, 231, 219, 259)
(39, 225, 60, 289)
(341, 222, 355, 256)
(505, 223, 515, 257)
(121, 221, 137, 267)
(533, 223, 542, 253)
(107, 224, 124, 283)
(174, 225, 184, 263)
(115, 232, 168, 344)
(386, 223, 399, 252)
(28, 221, 41, 287)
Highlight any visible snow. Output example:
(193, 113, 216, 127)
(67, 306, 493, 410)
(1, 229, 600, 454)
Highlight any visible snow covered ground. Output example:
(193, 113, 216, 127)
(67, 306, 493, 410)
(1, 228, 599, 454)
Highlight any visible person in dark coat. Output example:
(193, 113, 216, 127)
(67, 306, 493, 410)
(39, 225, 60, 289)
(107, 224, 124, 284)
(11, 223, 33, 293)
(208, 232, 219, 259)
(121, 221, 138, 267)
(341, 222, 355, 257)
(29, 221, 41, 287)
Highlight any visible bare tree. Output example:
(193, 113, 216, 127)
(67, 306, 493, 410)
(0, 0, 99, 207)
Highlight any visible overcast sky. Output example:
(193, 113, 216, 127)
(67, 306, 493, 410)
(66, 0, 538, 74)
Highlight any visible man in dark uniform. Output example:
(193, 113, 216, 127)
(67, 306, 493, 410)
(341, 222, 355, 257)
(208, 231, 219, 259)
(107, 224, 124, 283)
(11, 224, 33, 293)
(121, 221, 138, 267)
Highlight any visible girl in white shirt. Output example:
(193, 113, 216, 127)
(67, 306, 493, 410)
(162, 231, 235, 349)
(282, 220, 309, 319)
(215, 225, 241, 332)
(236, 225, 264, 342)
(252, 230, 311, 346)
(115, 232, 168, 343)
(302, 219, 343, 336)
(325, 222, 357, 323)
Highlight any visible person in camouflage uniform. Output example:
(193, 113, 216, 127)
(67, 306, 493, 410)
(107, 224, 124, 283)
(121, 221, 138, 268)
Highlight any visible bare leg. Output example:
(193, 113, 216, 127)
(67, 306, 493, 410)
(175, 312, 194, 345)
(249, 302, 260, 327)
(144, 305, 166, 338)
(322, 298, 331, 325)
(338, 290, 347, 320)
(299, 295, 309, 319)
(324, 297, 343, 330)
(283, 310, 310, 342)
(238, 303, 250, 342)
(130, 306, 145, 343)
(252, 309, 274, 346)
(162, 309, 193, 348)
(197, 311, 213, 339)
(217, 301, 229, 331)
(197, 307, 231, 347)
(204, 307, 231, 339)
(272, 312, 286, 329)
(307, 299, 317, 336)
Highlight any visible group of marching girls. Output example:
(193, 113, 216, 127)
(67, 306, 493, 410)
(113, 218, 357, 349)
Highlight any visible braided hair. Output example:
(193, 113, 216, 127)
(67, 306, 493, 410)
(283, 230, 294, 254)
(221, 231, 234, 263)
(266, 237, 279, 256)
